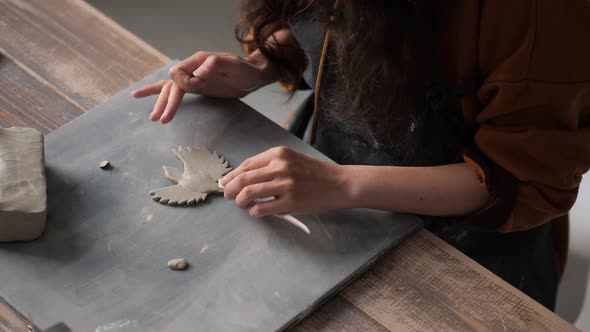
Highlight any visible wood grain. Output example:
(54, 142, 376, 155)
(0, 55, 83, 133)
(0, 0, 169, 110)
(0, 0, 579, 331)
(338, 230, 578, 332)
(292, 295, 391, 332)
(0, 297, 31, 332)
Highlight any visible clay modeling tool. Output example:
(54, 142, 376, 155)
(217, 182, 310, 235)
(276, 213, 311, 235)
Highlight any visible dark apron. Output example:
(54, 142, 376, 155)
(286, 6, 558, 310)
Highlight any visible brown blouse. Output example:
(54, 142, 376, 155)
(437, 0, 590, 275)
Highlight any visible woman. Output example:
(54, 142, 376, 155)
(133, 0, 590, 309)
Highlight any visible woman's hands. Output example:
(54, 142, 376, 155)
(219, 146, 352, 217)
(132, 50, 278, 124)
(220, 146, 491, 218)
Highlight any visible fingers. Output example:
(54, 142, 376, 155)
(234, 181, 283, 210)
(160, 84, 185, 124)
(223, 167, 277, 199)
(221, 146, 308, 217)
(149, 80, 173, 121)
(220, 153, 274, 188)
(193, 54, 248, 84)
(132, 80, 167, 98)
(221, 147, 294, 187)
(248, 196, 290, 217)
(171, 52, 252, 93)
(134, 80, 185, 123)
(137, 51, 258, 123)
(177, 51, 215, 73)
(169, 51, 213, 91)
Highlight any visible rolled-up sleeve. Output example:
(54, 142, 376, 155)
(464, 81, 590, 232)
(459, 0, 590, 232)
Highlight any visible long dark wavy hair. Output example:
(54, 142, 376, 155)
(236, 0, 437, 158)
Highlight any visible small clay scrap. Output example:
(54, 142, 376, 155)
(167, 257, 188, 270)
(99, 160, 111, 169)
(150, 147, 231, 206)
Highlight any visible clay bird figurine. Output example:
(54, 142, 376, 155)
(150, 146, 231, 206)
(151, 146, 310, 234)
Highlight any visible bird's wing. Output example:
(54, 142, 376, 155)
(149, 184, 208, 206)
(162, 165, 182, 183)
(173, 146, 232, 181)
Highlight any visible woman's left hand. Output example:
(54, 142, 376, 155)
(219, 146, 351, 217)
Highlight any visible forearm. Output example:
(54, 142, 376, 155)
(341, 163, 491, 217)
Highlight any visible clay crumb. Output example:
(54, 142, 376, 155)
(167, 258, 188, 270)
(99, 160, 111, 169)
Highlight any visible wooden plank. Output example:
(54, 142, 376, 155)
(292, 295, 392, 332)
(0, 55, 84, 134)
(337, 229, 578, 332)
(0, 0, 170, 110)
(0, 297, 32, 332)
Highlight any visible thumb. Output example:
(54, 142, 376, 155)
(168, 51, 213, 91)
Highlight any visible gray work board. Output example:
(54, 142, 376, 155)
(0, 64, 422, 332)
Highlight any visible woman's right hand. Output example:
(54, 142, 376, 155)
(132, 50, 278, 124)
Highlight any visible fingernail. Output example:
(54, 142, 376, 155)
(193, 66, 207, 77)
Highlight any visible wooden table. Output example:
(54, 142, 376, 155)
(0, 1, 578, 331)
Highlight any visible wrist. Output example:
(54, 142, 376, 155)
(334, 165, 363, 209)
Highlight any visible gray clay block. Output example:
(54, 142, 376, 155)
(0, 127, 47, 241)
